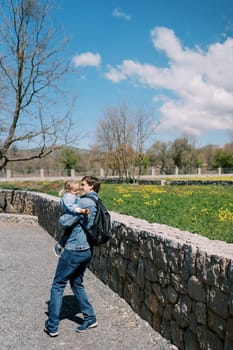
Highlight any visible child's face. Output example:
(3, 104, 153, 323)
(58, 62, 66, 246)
(70, 183, 80, 195)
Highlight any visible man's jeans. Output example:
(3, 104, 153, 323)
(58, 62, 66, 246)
(45, 248, 96, 333)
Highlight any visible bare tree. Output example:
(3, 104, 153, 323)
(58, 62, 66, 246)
(95, 104, 135, 178)
(0, 0, 75, 172)
(134, 108, 158, 177)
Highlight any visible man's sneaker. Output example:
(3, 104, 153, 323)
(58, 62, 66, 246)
(53, 243, 62, 258)
(44, 326, 59, 337)
(76, 320, 98, 333)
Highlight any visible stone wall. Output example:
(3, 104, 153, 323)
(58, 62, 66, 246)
(1, 189, 233, 350)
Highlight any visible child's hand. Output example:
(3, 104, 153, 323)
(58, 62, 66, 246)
(80, 208, 90, 215)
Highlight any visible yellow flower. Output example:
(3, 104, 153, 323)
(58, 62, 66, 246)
(113, 198, 124, 204)
(217, 208, 233, 223)
(122, 193, 132, 198)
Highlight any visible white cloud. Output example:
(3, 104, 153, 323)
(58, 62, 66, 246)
(112, 8, 131, 21)
(72, 52, 101, 68)
(152, 94, 169, 103)
(105, 26, 233, 137)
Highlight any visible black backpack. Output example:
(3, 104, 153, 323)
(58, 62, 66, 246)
(81, 195, 111, 246)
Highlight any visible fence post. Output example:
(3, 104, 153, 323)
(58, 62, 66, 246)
(71, 169, 75, 178)
(218, 167, 222, 175)
(198, 168, 201, 175)
(151, 167, 155, 176)
(175, 166, 179, 175)
(40, 169, 44, 178)
(6, 169, 11, 178)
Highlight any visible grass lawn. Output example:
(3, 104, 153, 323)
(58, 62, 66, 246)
(0, 180, 232, 243)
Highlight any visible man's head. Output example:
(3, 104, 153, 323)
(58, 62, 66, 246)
(81, 176, 101, 194)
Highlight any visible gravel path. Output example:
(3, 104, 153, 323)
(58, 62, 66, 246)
(0, 218, 177, 350)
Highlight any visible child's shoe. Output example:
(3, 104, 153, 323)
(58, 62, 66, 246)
(53, 243, 62, 258)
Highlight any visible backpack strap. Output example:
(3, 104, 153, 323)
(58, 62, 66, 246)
(79, 194, 98, 236)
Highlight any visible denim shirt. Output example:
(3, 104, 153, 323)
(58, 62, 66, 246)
(60, 192, 81, 214)
(65, 191, 98, 251)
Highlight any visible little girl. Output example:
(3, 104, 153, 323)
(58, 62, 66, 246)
(53, 179, 89, 257)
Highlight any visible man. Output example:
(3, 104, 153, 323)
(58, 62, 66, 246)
(44, 176, 100, 337)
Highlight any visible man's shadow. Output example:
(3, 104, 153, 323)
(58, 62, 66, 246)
(45, 295, 83, 325)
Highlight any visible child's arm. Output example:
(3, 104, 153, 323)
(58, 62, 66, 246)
(72, 196, 89, 215)
(75, 207, 90, 215)
(61, 194, 89, 215)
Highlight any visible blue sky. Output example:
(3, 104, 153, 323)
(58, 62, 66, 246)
(53, 0, 233, 149)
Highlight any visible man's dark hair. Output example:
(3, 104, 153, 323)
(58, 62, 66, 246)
(82, 176, 101, 193)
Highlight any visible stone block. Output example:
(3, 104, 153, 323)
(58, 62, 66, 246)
(144, 258, 158, 282)
(196, 325, 223, 350)
(208, 309, 226, 339)
(167, 285, 178, 304)
(208, 288, 228, 319)
(184, 329, 201, 350)
(226, 318, 233, 340)
(196, 302, 207, 325)
(188, 275, 206, 302)
(173, 295, 191, 328)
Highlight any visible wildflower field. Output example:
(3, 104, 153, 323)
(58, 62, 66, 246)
(101, 183, 233, 243)
(0, 180, 233, 243)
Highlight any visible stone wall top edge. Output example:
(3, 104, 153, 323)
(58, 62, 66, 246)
(1, 189, 60, 203)
(111, 211, 233, 259)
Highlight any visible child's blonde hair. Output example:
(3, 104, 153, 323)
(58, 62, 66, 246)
(64, 179, 78, 191)
(58, 179, 78, 196)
